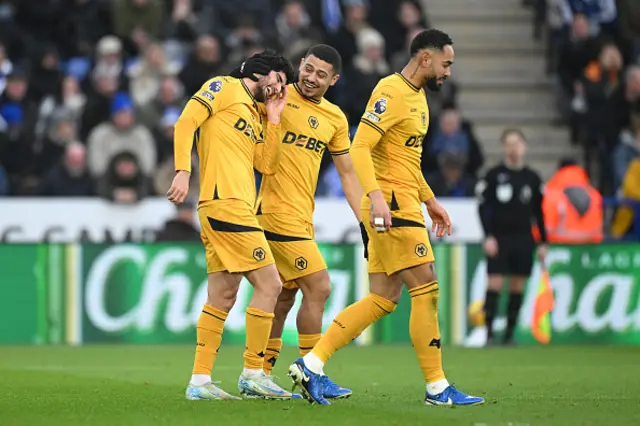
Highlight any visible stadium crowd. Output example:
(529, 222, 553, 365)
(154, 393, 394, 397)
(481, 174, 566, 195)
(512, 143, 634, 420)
(0, 0, 485, 201)
(535, 0, 640, 237)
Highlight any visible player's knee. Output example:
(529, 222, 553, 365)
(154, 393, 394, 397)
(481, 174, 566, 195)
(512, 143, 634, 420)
(298, 270, 331, 303)
(207, 286, 238, 311)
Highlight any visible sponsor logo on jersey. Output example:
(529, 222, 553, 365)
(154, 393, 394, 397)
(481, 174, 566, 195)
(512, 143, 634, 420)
(364, 112, 381, 123)
(209, 80, 223, 93)
(421, 111, 427, 127)
(373, 98, 387, 115)
(200, 91, 215, 101)
(287, 103, 300, 109)
(282, 131, 327, 154)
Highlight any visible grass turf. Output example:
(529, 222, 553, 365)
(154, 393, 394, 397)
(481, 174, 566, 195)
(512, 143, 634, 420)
(0, 345, 638, 426)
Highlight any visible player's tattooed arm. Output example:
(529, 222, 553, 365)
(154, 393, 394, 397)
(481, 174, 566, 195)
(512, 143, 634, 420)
(333, 153, 364, 222)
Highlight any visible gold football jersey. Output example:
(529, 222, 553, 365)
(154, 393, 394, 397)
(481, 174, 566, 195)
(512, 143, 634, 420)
(257, 83, 350, 222)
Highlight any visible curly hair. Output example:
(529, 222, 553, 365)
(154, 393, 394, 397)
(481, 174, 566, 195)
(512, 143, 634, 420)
(248, 50, 296, 84)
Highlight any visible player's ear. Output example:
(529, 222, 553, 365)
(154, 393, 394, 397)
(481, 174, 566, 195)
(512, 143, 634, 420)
(421, 50, 432, 68)
(330, 73, 340, 87)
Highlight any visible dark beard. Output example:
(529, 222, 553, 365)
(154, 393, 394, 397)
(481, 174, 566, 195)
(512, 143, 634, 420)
(426, 77, 441, 91)
(254, 85, 266, 102)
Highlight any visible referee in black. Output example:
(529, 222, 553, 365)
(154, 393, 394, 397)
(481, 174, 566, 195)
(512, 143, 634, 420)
(476, 129, 548, 346)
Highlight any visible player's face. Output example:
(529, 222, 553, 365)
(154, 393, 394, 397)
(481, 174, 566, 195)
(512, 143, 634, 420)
(424, 45, 454, 91)
(503, 133, 527, 163)
(256, 70, 287, 102)
(298, 55, 339, 100)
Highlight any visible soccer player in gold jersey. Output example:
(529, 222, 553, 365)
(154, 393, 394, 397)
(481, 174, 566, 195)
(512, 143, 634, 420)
(289, 30, 485, 406)
(167, 51, 298, 401)
(233, 44, 362, 400)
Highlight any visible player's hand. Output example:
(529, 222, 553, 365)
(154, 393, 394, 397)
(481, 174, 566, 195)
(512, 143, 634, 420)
(167, 170, 190, 204)
(369, 190, 391, 232)
(537, 244, 548, 265)
(265, 85, 288, 124)
(483, 236, 499, 258)
(426, 198, 452, 238)
(229, 57, 272, 82)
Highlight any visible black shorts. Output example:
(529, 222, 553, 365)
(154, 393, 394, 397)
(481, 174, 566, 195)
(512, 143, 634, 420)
(486, 234, 535, 276)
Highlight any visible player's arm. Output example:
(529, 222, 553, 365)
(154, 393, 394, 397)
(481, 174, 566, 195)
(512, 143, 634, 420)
(476, 169, 496, 237)
(253, 122, 283, 175)
(330, 117, 363, 222)
(254, 87, 287, 175)
(168, 80, 225, 203)
(532, 173, 548, 243)
(351, 84, 403, 229)
(418, 173, 435, 204)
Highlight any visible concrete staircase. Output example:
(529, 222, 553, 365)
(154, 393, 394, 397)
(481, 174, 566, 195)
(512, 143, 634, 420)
(423, 0, 579, 179)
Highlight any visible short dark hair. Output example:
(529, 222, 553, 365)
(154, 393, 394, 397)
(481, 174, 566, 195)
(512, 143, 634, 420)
(248, 49, 296, 84)
(305, 44, 342, 74)
(501, 128, 527, 143)
(410, 29, 453, 56)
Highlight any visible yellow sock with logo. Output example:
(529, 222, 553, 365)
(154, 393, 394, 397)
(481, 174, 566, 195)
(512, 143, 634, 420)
(192, 304, 227, 377)
(263, 338, 282, 375)
(244, 307, 275, 371)
(311, 293, 396, 364)
(408, 281, 446, 385)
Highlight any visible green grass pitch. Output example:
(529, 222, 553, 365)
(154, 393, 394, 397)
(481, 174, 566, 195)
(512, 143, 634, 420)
(1, 345, 639, 426)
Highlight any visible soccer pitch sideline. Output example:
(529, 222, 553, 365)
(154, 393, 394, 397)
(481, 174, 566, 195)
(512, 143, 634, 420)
(0, 345, 638, 426)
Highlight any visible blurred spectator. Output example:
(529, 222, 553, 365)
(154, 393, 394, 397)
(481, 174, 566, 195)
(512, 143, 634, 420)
(329, 0, 369, 68)
(155, 200, 201, 242)
(91, 35, 126, 86)
(611, 157, 640, 238)
(28, 44, 63, 103)
(179, 35, 222, 96)
(113, 0, 164, 55)
(617, 0, 640, 62)
(153, 106, 180, 164)
(275, 0, 323, 62)
(128, 42, 180, 106)
(97, 151, 151, 203)
(556, 14, 600, 124)
(578, 41, 623, 190)
(87, 92, 156, 180)
(535, 158, 603, 243)
(81, 71, 120, 140)
(609, 66, 640, 141)
(427, 152, 476, 198)
(36, 109, 83, 177)
(423, 106, 484, 177)
(137, 75, 184, 130)
(560, 0, 617, 36)
(38, 76, 87, 137)
(40, 143, 94, 196)
(0, 41, 13, 96)
(344, 28, 389, 126)
(612, 124, 640, 190)
(0, 69, 40, 194)
(58, 0, 112, 59)
(164, 0, 214, 45)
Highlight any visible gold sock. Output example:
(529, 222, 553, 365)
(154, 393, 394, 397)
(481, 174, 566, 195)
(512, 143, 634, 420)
(263, 337, 282, 375)
(408, 281, 446, 383)
(298, 333, 321, 357)
(312, 293, 396, 363)
(244, 307, 275, 370)
(192, 304, 227, 375)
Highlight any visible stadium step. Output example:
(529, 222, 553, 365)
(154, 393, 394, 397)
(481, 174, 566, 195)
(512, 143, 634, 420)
(424, 0, 571, 174)
(458, 88, 556, 112)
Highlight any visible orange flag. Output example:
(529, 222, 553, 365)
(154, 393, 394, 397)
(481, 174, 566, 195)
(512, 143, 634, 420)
(531, 265, 554, 344)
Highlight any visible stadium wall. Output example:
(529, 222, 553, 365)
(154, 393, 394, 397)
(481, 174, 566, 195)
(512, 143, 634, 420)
(2, 242, 639, 347)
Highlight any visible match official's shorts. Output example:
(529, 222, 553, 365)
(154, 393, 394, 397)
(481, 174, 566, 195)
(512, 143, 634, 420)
(362, 209, 434, 275)
(198, 199, 274, 274)
(486, 233, 535, 276)
(257, 213, 327, 289)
